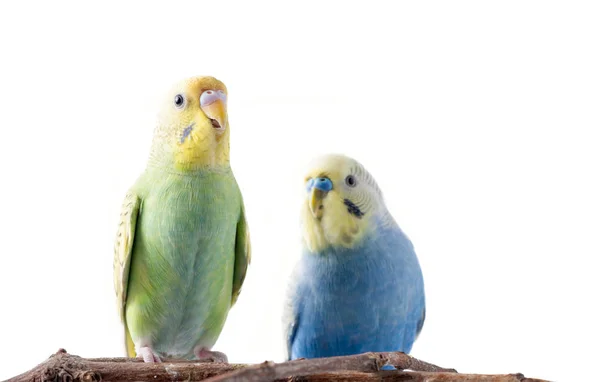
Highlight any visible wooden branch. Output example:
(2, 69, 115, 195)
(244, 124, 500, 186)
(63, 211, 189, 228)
(275, 371, 549, 382)
(203, 351, 455, 382)
(5, 348, 550, 382)
(5, 349, 240, 382)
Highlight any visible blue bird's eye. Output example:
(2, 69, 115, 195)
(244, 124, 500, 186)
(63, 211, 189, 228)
(306, 178, 315, 191)
(345, 175, 357, 187)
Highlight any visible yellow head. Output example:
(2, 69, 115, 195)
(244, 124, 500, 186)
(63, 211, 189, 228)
(301, 154, 391, 253)
(148, 76, 231, 172)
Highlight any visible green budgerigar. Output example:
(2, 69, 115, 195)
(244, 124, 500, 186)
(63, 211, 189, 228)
(113, 76, 251, 363)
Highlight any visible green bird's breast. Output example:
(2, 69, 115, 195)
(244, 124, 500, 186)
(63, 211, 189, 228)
(125, 168, 241, 358)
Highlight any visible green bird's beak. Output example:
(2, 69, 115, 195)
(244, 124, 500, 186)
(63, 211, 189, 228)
(200, 89, 227, 131)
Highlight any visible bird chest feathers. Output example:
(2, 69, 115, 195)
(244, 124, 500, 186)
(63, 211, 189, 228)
(124, 169, 241, 355)
(136, 170, 241, 258)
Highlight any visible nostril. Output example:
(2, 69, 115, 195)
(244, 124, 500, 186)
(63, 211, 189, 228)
(200, 90, 221, 107)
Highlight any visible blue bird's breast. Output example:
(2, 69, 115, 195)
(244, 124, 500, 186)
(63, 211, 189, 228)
(290, 227, 425, 359)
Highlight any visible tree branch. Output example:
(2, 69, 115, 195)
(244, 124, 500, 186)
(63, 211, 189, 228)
(5, 349, 240, 382)
(4, 348, 550, 382)
(203, 351, 455, 382)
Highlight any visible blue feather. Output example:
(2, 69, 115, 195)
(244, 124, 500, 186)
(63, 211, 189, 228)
(285, 222, 425, 360)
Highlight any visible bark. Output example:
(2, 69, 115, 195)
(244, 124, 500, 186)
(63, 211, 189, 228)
(4, 349, 550, 382)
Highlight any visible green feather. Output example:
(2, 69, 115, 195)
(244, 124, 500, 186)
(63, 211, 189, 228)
(117, 167, 249, 358)
(113, 76, 250, 360)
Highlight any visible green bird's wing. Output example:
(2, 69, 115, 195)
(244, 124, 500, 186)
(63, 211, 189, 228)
(112, 190, 141, 356)
(231, 202, 251, 306)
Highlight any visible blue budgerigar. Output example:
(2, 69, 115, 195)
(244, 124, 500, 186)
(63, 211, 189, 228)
(284, 154, 425, 360)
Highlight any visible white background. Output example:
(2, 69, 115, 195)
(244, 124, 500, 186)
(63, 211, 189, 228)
(0, 1, 598, 381)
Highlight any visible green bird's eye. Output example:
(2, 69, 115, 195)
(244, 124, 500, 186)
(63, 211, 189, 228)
(174, 94, 186, 108)
(345, 175, 357, 187)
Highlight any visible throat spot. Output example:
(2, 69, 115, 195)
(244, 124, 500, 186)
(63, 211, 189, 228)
(180, 123, 195, 144)
(343, 199, 364, 218)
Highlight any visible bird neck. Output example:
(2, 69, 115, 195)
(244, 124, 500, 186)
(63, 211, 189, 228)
(301, 208, 398, 254)
(146, 132, 231, 174)
(301, 211, 371, 254)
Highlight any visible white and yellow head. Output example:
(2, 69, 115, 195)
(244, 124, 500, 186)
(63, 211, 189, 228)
(301, 154, 390, 253)
(149, 76, 231, 172)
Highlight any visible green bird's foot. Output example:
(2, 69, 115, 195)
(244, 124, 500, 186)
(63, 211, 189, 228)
(194, 346, 228, 363)
(139, 346, 162, 363)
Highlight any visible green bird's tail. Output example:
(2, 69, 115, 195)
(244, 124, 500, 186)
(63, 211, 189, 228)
(125, 325, 136, 357)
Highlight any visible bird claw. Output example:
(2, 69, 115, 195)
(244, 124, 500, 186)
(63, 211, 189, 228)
(138, 346, 162, 363)
(194, 347, 228, 363)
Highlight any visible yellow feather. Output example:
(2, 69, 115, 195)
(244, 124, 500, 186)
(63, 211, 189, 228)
(300, 154, 380, 252)
(302, 191, 370, 252)
(174, 118, 230, 170)
(148, 76, 231, 172)
(125, 325, 136, 357)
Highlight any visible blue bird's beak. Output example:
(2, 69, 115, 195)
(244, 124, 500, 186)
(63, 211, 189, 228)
(307, 177, 332, 219)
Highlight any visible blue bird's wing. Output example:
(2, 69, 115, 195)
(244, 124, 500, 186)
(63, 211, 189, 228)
(282, 264, 303, 360)
(416, 306, 426, 338)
